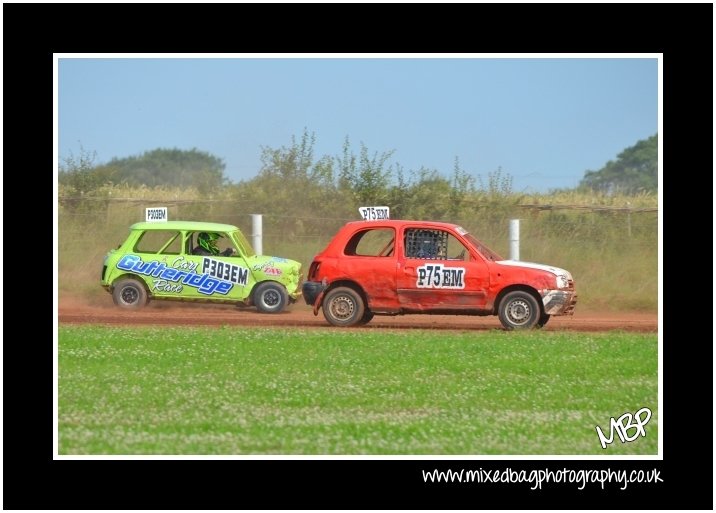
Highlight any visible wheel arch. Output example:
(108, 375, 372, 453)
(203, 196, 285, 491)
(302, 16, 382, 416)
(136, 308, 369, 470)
(250, 279, 286, 305)
(322, 280, 369, 310)
(494, 284, 544, 316)
(110, 273, 151, 295)
(251, 280, 289, 313)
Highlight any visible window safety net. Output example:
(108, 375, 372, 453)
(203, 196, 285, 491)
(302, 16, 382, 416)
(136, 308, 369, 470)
(405, 229, 448, 259)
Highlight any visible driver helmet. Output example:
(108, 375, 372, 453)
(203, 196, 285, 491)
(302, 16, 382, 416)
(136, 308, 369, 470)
(198, 232, 222, 255)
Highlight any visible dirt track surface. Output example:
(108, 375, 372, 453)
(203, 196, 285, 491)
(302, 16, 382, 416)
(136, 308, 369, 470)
(59, 295, 657, 333)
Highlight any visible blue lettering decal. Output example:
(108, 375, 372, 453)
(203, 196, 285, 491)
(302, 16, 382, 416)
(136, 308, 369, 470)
(215, 282, 232, 294)
(144, 261, 159, 275)
(172, 270, 188, 282)
(151, 262, 168, 277)
(115, 255, 234, 295)
(117, 254, 140, 270)
(198, 277, 222, 295)
(132, 260, 151, 273)
(184, 273, 206, 287)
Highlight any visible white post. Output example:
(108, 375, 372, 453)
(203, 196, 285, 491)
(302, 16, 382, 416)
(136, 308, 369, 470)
(509, 219, 520, 261)
(251, 214, 263, 255)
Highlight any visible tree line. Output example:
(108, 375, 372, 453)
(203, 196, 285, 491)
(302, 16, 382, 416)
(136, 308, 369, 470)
(59, 130, 658, 219)
(580, 134, 657, 194)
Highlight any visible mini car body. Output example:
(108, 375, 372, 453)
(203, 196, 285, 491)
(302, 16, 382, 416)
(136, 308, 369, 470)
(302, 220, 576, 330)
(101, 221, 302, 313)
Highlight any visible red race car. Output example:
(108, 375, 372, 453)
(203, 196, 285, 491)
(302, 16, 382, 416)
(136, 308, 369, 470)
(302, 219, 576, 330)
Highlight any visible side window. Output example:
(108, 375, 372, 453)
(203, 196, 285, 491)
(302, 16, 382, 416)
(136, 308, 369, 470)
(404, 229, 469, 261)
(134, 231, 182, 255)
(445, 233, 470, 261)
(215, 234, 237, 255)
(189, 232, 238, 256)
(344, 228, 395, 257)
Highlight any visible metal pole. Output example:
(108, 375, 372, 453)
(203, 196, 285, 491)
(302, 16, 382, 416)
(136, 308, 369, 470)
(251, 214, 263, 255)
(509, 219, 520, 261)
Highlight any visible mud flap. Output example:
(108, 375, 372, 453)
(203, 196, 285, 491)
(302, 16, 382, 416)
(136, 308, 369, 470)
(312, 289, 326, 316)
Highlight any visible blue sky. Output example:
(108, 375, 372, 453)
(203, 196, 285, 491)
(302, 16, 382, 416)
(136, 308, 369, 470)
(57, 55, 658, 193)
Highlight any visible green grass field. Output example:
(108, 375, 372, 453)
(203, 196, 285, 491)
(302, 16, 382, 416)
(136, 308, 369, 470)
(58, 326, 658, 455)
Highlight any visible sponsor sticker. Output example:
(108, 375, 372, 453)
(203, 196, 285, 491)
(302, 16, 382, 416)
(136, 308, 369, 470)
(116, 254, 235, 295)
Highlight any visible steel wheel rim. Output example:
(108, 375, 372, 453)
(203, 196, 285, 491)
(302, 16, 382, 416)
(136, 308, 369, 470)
(121, 286, 139, 305)
(506, 299, 531, 325)
(262, 289, 280, 307)
(330, 295, 355, 320)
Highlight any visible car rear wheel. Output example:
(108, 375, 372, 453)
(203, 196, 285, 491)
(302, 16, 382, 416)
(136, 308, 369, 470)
(498, 291, 541, 330)
(253, 282, 288, 314)
(112, 278, 148, 309)
(322, 287, 365, 327)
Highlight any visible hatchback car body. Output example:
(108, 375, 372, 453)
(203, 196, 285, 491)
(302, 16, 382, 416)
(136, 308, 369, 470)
(302, 220, 576, 329)
(101, 221, 302, 313)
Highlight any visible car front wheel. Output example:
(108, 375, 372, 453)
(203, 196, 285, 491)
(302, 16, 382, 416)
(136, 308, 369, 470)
(253, 282, 288, 313)
(537, 313, 551, 328)
(498, 291, 541, 330)
(322, 287, 365, 327)
(112, 278, 148, 309)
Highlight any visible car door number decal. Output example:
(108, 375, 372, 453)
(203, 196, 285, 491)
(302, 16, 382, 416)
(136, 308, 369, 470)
(416, 264, 465, 289)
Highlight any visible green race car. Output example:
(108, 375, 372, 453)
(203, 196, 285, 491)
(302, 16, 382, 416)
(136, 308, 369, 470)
(100, 221, 302, 313)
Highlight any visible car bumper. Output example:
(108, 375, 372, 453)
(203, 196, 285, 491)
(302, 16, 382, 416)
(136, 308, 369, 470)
(302, 281, 326, 306)
(541, 290, 577, 316)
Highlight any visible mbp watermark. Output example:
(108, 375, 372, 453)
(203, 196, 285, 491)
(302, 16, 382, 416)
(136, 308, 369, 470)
(595, 407, 652, 449)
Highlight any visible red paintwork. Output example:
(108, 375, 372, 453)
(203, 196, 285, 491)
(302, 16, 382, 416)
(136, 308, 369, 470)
(306, 220, 576, 318)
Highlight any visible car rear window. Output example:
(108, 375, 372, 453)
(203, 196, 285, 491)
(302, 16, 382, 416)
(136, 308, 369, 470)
(344, 228, 395, 257)
(134, 230, 182, 255)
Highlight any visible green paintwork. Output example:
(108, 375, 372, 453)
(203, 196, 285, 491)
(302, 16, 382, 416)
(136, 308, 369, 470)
(100, 221, 302, 308)
(130, 221, 241, 233)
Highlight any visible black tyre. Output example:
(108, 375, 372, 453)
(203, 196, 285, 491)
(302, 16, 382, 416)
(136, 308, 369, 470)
(537, 313, 551, 328)
(253, 282, 288, 314)
(498, 290, 541, 330)
(112, 278, 148, 309)
(322, 287, 365, 327)
(356, 310, 375, 326)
